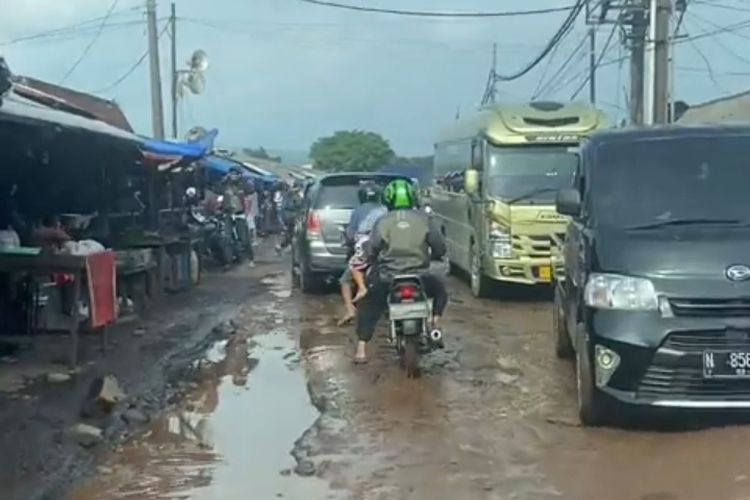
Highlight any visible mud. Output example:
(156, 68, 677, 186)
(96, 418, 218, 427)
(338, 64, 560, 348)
(51, 253, 750, 499)
(0, 257, 274, 500)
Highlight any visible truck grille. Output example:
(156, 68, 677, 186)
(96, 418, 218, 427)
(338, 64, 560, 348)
(669, 298, 750, 317)
(512, 233, 565, 258)
(637, 331, 750, 401)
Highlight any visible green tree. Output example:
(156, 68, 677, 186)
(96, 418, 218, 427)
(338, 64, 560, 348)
(309, 130, 395, 172)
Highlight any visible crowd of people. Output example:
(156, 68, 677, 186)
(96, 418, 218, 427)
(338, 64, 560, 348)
(195, 168, 305, 266)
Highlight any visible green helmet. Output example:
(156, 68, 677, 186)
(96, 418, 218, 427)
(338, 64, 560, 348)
(382, 178, 416, 210)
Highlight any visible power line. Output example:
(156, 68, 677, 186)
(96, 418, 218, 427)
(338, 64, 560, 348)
(531, 27, 577, 98)
(533, 31, 589, 99)
(0, 6, 140, 46)
(570, 21, 619, 100)
(294, 0, 578, 18)
(93, 21, 169, 95)
(691, 0, 750, 13)
(60, 0, 121, 84)
(493, 0, 587, 82)
(682, 19, 729, 93)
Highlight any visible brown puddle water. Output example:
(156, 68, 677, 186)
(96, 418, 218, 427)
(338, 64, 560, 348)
(70, 300, 339, 500)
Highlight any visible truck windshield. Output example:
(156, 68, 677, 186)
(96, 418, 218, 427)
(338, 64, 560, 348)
(486, 146, 577, 203)
(593, 135, 750, 228)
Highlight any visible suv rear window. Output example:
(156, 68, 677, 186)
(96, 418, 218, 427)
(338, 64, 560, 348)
(315, 184, 360, 209)
(314, 176, 414, 210)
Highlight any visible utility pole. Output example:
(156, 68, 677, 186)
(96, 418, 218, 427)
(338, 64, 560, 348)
(170, 2, 178, 139)
(629, 2, 646, 125)
(652, 0, 671, 123)
(490, 43, 498, 103)
(586, 0, 597, 104)
(146, 0, 165, 139)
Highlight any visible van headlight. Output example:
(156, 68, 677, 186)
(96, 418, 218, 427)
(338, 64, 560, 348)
(489, 224, 512, 259)
(584, 273, 658, 310)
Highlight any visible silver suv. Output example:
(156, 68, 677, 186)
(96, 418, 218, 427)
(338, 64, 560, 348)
(291, 173, 415, 293)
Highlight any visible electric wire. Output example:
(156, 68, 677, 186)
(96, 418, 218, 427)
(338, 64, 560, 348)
(533, 31, 590, 99)
(569, 20, 619, 100)
(494, 0, 587, 81)
(60, 0, 122, 84)
(0, 6, 140, 47)
(294, 0, 579, 18)
(92, 21, 169, 95)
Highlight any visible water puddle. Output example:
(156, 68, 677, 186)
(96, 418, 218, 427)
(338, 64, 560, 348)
(71, 303, 338, 500)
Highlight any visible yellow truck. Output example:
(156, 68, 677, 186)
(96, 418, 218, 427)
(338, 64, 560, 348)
(431, 101, 608, 297)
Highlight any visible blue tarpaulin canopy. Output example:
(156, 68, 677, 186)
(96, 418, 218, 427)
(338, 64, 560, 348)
(140, 128, 218, 162)
(201, 155, 281, 185)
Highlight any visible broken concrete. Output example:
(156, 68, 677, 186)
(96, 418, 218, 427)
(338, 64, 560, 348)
(68, 424, 103, 449)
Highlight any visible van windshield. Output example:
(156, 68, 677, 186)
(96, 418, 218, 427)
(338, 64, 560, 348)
(593, 135, 750, 228)
(486, 146, 577, 204)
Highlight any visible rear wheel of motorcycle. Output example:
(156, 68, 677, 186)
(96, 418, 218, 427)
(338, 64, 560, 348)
(402, 338, 420, 378)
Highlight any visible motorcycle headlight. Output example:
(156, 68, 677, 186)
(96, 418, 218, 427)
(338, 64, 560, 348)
(584, 273, 658, 311)
(489, 223, 512, 259)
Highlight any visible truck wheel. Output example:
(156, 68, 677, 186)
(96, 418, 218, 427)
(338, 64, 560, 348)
(576, 323, 607, 426)
(554, 286, 573, 359)
(469, 243, 491, 298)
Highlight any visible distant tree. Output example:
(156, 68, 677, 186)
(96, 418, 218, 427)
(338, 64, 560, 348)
(243, 146, 281, 163)
(309, 130, 395, 172)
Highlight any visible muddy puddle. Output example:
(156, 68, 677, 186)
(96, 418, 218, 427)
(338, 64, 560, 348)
(70, 283, 339, 500)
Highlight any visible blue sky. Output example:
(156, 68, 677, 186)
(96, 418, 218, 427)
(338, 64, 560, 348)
(2, 0, 749, 156)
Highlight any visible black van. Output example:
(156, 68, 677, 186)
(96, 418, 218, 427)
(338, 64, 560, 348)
(554, 126, 750, 426)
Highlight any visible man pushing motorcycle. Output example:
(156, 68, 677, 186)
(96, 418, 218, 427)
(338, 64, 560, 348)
(354, 178, 448, 363)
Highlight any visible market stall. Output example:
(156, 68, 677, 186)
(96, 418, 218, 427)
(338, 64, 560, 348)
(0, 87, 140, 365)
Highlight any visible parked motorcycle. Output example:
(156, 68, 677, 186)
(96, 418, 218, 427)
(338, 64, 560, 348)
(187, 206, 234, 268)
(387, 275, 443, 378)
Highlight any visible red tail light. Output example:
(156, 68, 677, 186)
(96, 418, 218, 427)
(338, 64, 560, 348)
(306, 211, 321, 236)
(398, 285, 417, 300)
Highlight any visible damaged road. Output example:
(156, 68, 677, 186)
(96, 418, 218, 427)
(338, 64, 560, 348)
(0, 256, 271, 500)
(14, 249, 750, 500)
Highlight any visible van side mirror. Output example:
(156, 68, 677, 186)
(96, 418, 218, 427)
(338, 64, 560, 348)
(465, 169, 479, 195)
(556, 188, 581, 216)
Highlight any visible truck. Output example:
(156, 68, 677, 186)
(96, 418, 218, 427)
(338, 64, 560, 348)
(431, 101, 608, 297)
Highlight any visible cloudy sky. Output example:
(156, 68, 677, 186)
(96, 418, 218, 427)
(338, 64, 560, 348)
(1, 0, 748, 156)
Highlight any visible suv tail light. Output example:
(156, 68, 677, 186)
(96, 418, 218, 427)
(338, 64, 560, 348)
(306, 211, 321, 236)
(398, 285, 417, 301)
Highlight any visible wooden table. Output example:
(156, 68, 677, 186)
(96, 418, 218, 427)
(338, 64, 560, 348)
(0, 251, 96, 367)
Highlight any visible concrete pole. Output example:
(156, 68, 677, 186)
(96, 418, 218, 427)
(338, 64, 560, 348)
(653, 0, 672, 124)
(630, 5, 646, 125)
(147, 0, 165, 139)
(643, 0, 657, 124)
(170, 3, 178, 139)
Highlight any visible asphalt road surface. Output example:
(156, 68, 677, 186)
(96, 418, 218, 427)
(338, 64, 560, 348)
(67, 256, 750, 500)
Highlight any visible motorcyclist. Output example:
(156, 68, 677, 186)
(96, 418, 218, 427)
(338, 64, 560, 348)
(353, 178, 447, 363)
(275, 182, 302, 254)
(222, 170, 252, 261)
(337, 181, 387, 326)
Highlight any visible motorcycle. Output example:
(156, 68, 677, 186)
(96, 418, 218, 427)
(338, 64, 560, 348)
(387, 275, 443, 378)
(187, 205, 234, 268)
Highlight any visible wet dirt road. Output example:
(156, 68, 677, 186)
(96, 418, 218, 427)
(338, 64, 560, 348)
(68, 261, 750, 500)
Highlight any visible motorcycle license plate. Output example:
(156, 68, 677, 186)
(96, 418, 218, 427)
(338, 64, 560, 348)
(389, 302, 430, 321)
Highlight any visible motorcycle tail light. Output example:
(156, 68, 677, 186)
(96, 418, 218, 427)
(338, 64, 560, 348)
(398, 285, 417, 300)
(306, 211, 321, 236)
